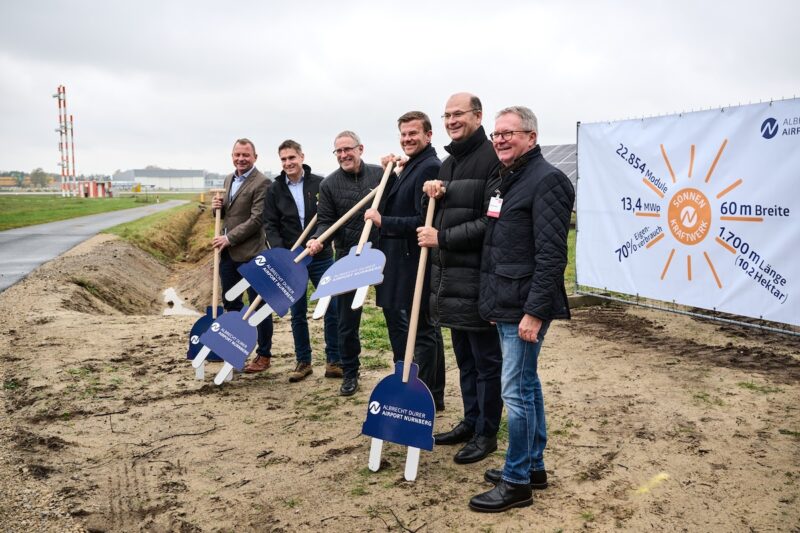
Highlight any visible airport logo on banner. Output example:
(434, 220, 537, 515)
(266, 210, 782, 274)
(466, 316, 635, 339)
(576, 99, 798, 327)
(760, 113, 800, 140)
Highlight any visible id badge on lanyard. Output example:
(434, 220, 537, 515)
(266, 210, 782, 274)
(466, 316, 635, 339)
(487, 193, 503, 218)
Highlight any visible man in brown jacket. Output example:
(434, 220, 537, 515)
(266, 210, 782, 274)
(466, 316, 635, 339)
(211, 138, 273, 372)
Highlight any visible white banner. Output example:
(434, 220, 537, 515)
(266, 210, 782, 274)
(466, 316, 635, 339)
(577, 100, 800, 327)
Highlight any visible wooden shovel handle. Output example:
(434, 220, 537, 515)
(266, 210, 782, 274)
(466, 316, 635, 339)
(294, 188, 378, 263)
(290, 214, 318, 251)
(356, 162, 394, 256)
(210, 189, 226, 319)
(243, 295, 262, 320)
(402, 198, 436, 383)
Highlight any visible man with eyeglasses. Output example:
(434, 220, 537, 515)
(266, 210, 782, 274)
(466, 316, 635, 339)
(468, 106, 573, 512)
(364, 111, 446, 411)
(263, 139, 342, 382)
(305, 131, 383, 396)
(418, 93, 503, 465)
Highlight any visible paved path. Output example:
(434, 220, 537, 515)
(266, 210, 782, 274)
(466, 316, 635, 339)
(0, 200, 188, 292)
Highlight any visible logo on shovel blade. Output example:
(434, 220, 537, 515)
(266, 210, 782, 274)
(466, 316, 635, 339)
(211, 323, 221, 332)
(369, 401, 381, 415)
(255, 255, 266, 266)
(190, 335, 200, 344)
(320, 276, 331, 286)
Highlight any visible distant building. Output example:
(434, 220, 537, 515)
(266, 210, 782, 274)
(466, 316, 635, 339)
(115, 169, 205, 190)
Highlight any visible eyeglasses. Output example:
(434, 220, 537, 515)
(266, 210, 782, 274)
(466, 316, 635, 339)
(332, 145, 359, 156)
(441, 109, 479, 120)
(489, 130, 533, 142)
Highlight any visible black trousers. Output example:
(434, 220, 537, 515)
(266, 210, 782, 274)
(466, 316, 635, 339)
(450, 328, 503, 437)
(336, 289, 363, 379)
(218, 249, 273, 357)
(383, 307, 445, 407)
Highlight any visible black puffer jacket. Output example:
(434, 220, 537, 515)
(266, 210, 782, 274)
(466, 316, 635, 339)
(313, 162, 383, 257)
(429, 126, 500, 331)
(479, 146, 574, 322)
(264, 164, 332, 260)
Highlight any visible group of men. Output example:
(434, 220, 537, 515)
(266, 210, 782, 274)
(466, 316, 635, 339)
(210, 92, 574, 512)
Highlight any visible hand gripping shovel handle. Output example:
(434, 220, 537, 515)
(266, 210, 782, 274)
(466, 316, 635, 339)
(210, 189, 226, 319)
(402, 198, 436, 383)
(294, 188, 379, 263)
(356, 162, 394, 256)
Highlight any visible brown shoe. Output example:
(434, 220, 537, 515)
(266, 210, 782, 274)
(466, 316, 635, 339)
(324, 362, 343, 378)
(243, 355, 271, 373)
(288, 362, 313, 382)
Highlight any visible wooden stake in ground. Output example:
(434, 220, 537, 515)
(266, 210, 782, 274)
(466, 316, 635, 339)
(187, 188, 226, 380)
(308, 163, 395, 318)
(361, 198, 437, 481)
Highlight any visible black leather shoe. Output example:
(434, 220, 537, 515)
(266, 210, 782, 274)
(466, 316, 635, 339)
(434, 420, 474, 445)
(454, 435, 497, 464)
(469, 480, 533, 513)
(339, 376, 358, 396)
(484, 468, 548, 490)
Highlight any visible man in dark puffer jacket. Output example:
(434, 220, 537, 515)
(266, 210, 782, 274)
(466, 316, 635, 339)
(418, 93, 503, 465)
(306, 131, 383, 396)
(469, 106, 574, 513)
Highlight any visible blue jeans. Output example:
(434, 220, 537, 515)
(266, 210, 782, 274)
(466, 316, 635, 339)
(290, 256, 340, 365)
(497, 320, 550, 485)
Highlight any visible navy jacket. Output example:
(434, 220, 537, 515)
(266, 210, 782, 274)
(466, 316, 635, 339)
(376, 144, 442, 309)
(479, 146, 574, 322)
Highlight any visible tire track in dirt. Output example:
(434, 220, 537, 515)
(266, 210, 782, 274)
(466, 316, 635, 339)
(569, 305, 800, 383)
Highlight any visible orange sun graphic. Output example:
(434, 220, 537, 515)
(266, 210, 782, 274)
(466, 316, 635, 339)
(637, 139, 762, 288)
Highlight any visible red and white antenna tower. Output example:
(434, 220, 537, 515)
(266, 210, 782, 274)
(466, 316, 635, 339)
(53, 85, 67, 196)
(53, 85, 77, 197)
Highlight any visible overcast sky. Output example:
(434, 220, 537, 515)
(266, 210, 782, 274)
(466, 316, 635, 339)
(1, 0, 797, 177)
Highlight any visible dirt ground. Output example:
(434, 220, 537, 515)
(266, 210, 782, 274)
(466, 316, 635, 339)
(1, 233, 798, 533)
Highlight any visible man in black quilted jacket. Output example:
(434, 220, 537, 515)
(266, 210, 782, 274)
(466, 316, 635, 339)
(468, 106, 574, 513)
(306, 131, 383, 396)
(418, 93, 503, 465)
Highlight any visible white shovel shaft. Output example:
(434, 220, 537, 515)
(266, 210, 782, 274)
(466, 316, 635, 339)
(312, 296, 331, 320)
(351, 285, 369, 310)
(192, 346, 210, 368)
(225, 278, 250, 302)
(214, 362, 234, 385)
(368, 438, 383, 472)
(404, 447, 421, 481)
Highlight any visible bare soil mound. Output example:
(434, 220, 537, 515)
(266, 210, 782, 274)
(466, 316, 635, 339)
(0, 233, 798, 532)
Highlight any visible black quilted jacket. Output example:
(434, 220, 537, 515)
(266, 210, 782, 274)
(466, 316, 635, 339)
(429, 126, 500, 331)
(312, 162, 383, 257)
(478, 146, 574, 322)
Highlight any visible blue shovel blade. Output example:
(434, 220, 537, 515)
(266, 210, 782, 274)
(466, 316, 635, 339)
(238, 247, 312, 317)
(187, 306, 224, 361)
(362, 361, 436, 451)
(311, 242, 385, 301)
(198, 310, 258, 371)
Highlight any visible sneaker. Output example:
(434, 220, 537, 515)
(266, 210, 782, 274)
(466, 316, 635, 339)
(324, 362, 343, 378)
(243, 355, 271, 373)
(288, 362, 313, 383)
(340, 376, 358, 396)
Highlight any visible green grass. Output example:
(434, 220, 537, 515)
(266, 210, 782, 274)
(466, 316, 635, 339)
(360, 303, 392, 352)
(737, 381, 782, 394)
(102, 203, 198, 262)
(0, 195, 158, 230)
(566, 227, 576, 294)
